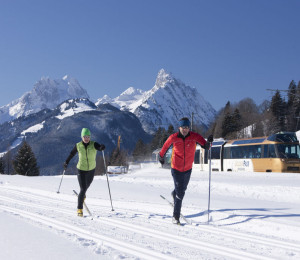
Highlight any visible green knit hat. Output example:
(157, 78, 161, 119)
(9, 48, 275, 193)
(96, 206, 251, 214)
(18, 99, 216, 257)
(81, 128, 91, 137)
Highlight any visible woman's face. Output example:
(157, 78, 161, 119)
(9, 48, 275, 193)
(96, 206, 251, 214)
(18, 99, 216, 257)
(82, 135, 90, 143)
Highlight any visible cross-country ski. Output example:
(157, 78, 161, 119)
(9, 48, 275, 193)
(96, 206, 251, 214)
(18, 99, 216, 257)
(160, 195, 191, 225)
(73, 190, 93, 219)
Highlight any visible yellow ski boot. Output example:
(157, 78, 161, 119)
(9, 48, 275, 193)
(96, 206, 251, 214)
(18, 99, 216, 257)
(77, 209, 83, 217)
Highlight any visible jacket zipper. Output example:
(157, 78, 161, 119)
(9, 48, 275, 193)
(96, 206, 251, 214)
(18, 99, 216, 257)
(183, 138, 186, 171)
(85, 145, 89, 170)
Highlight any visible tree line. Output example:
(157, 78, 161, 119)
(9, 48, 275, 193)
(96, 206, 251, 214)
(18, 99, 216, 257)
(209, 80, 300, 139)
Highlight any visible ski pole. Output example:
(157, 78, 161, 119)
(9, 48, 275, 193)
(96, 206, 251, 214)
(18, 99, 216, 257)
(207, 143, 212, 224)
(57, 169, 66, 194)
(102, 150, 114, 211)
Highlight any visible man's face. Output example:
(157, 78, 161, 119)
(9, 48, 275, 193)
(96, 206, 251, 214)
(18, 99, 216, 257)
(179, 126, 190, 137)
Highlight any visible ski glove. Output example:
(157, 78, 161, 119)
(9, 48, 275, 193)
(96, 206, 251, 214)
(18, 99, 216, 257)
(159, 156, 165, 165)
(207, 134, 213, 143)
(99, 144, 105, 151)
(63, 162, 68, 170)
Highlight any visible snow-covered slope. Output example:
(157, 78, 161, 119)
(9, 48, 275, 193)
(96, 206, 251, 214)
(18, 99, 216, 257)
(96, 69, 216, 133)
(96, 87, 145, 111)
(0, 75, 89, 124)
(0, 166, 299, 259)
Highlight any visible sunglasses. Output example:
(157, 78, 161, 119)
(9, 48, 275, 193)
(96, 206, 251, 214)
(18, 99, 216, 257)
(83, 135, 90, 138)
(181, 126, 190, 130)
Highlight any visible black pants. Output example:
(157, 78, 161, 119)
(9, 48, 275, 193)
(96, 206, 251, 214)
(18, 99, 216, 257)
(77, 169, 95, 209)
(171, 168, 192, 219)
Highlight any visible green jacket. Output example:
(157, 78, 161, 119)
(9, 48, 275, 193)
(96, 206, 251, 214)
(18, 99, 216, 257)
(76, 141, 97, 171)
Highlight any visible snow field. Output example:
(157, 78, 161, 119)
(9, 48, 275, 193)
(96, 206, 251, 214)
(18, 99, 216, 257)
(0, 164, 300, 259)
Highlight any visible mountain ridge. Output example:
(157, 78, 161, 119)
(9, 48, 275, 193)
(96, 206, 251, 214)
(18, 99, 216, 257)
(0, 75, 89, 124)
(96, 69, 216, 133)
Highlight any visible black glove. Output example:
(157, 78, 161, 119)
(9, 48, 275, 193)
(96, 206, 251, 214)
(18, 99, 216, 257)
(99, 144, 105, 151)
(63, 162, 68, 170)
(159, 156, 165, 165)
(207, 134, 213, 143)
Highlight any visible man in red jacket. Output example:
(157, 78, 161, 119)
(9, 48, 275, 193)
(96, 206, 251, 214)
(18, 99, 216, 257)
(159, 117, 213, 224)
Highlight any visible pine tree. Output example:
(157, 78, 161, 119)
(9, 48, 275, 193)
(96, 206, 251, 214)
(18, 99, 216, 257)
(132, 139, 146, 161)
(287, 80, 297, 130)
(0, 157, 5, 174)
(212, 101, 232, 138)
(12, 141, 39, 176)
(167, 124, 175, 136)
(270, 90, 286, 131)
(232, 108, 242, 131)
(5, 145, 12, 175)
(221, 112, 234, 138)
(293, 81, 300, 131)
(150, 127, 164, 150)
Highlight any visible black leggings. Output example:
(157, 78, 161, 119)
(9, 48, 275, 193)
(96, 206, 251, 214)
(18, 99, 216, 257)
(171, 168, 192, 219)
(77, 169, 95, 209)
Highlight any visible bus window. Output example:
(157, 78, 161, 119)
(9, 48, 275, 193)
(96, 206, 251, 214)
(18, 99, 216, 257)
(194, 150, 200, 164)
(224, 147, 230, 159)
(211, 147, 221, 159)
(263, 145, 268, 158)
(227, 145, 262, 159)
(276, 144, 300, 159)
(268, 145, 276, 158)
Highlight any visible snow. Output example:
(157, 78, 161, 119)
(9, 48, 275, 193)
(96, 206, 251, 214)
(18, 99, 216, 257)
(0, 164, 300, 259)
(56, 102, 94, 120)
(21, 121, 45, 135)
(0, 75, 89, 124)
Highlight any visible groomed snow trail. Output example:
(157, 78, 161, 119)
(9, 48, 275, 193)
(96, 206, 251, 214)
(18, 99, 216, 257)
(0, 182, 299, 260)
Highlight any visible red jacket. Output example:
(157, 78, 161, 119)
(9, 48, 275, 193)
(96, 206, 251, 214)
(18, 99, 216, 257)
(159, 131, 207, 172)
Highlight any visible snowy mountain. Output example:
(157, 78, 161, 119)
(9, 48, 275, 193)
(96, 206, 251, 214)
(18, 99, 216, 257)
(96, 69, 216, 133)
(0, 98, 151, 175)
(96, 87, 145, 111)
(0, 75, 89, 124)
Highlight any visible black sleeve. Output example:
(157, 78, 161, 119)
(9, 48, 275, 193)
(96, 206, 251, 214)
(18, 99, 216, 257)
(94, 142, 104, 151)
(204, 142, 211, 150)
(65, 145, 78, 164)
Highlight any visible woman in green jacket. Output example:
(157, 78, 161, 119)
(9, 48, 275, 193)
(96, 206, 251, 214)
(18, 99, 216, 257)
(64, 128, 105, 216)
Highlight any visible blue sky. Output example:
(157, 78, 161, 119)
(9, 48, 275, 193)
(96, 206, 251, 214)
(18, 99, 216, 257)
(0, 0, 299, 111)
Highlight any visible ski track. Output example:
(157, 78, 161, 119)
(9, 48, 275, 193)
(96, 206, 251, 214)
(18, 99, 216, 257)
(0, 186, 299, 260)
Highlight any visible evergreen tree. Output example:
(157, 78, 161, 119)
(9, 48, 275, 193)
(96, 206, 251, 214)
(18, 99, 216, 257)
(12, 141, 39, 176)
(270, 90, 286, 131)
(132, 139, 146, 161)
(232, 108, 242, 131)
(221, 112, 234, 138)
(0, 157, 5, 174)
(212, 101, 232, 138)
(5, 145, 12, 175)
(295, 81, 300, 131)
(150, 127, 164, 150)
(167, 124, 175, 136)
(287, 80, 297, 130)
